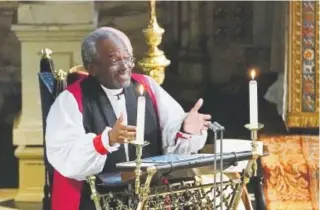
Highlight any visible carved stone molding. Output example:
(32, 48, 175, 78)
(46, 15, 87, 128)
(12, 24, 96, 42)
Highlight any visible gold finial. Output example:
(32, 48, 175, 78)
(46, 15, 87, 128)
(53, 69, 68, 81)
(40, 48, 53, 59)
(138, 0, 170, 85)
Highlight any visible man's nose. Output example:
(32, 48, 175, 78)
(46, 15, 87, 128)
(118, 59, 129, 68)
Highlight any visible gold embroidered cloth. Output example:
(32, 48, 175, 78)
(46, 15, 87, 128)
(261, 135, 319, 210)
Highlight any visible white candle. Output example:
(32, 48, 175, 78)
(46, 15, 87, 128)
(249, 70, 258, 128)
(136, 85, 146, 145)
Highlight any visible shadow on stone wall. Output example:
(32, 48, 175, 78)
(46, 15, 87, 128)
(0, 7, 21, 188)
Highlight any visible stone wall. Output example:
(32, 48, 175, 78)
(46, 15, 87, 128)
(0, 2, 20, 188)
(0, 2, 20, 125)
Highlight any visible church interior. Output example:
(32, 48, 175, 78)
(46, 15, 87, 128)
(0, 1, 319, 210)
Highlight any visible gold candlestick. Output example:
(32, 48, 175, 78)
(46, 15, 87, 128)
(138, 0, 170, 85)
(132, 141, 150, 195)
(135, 144, 143, 195)
(87, 176, 102, 210)
(230, 123, 263, 210)
(245, 123, 264, 177)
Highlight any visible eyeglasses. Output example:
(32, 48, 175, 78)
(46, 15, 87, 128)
(109, 56, 136, 68)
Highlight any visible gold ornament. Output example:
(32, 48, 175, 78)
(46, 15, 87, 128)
(138, 0, 170, 85)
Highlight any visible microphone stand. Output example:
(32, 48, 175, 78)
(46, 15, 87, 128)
(208, 122, 225, 210)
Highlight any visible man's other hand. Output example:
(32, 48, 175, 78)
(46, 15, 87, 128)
(108, 113, 136, 145)
(182, 98, 212, 135)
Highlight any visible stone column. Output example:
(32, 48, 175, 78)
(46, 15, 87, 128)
(11, 2, 96, 202)
(0, 1, 19, 189)
(176, 2, 208, 104)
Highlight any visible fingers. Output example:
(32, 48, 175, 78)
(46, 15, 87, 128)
(118, 130, 136, 139)
(201, 114, 212, 121)
(200, 121, 211, 131)
(117, 122, 136, 133)
(116, 135, 130, 144)
(123, 125, 136, 132)
(190, 98, 203, 112)
(203, 121, 211, 127)
(115, 125, 136, 143)
(115, 113, 124, 127)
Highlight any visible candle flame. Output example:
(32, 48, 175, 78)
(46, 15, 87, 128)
(139, 85, 144, 95)
(250, 69, 256, 80)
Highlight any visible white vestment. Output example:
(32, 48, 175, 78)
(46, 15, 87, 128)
(45, 75, 207, 181)
(46, 75, 253, 210)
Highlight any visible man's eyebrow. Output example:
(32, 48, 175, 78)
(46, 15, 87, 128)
(108, 50, 132, 57)
(107, 51, 120, 57)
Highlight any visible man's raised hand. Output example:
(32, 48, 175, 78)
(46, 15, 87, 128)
(108, 113, 136, 145)
(182, 98, 212, 135)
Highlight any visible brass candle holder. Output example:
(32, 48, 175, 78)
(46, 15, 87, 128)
(230, 123, 264, 210)
(244, 123, 264, 177)
(138, 0, 170, 85)
(87, 176, 102, 210)
(131, 141, 150, 195)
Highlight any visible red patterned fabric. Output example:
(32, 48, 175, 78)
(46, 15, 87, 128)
(261, 135, 319, 210)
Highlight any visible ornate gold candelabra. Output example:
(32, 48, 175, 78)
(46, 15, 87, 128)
(245, 123, 264, 177)
(132, 141, 149, 195)
(88, 176, 102, 210)
(134, 143, 143, 195)
(230, 123, 264, 210)
(138, 0, 170, 85)
(131, 141, 156, 210)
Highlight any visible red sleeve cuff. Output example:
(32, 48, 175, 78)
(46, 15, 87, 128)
(93, 134, 108, 155)
(175, 132, 192, 140)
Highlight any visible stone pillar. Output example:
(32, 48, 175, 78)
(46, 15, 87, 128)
(11, 2, 96, 202)
(0, 1, 20, 189)
(176, 2, 208, 104)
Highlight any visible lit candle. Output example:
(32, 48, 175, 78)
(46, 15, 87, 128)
(136, 85, 146, 145)
(249, 70, 258, 128)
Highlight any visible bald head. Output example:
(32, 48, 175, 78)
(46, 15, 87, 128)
(81, 27, 135, 89)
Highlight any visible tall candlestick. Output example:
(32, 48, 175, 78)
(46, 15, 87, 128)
(249, 70, 258, 128)
(136, 85, 146, 145)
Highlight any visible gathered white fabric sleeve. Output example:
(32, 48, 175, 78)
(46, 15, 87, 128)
(45, 90, 119, 181)
(146, 76, 208, 154)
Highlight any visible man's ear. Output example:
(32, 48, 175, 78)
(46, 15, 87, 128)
(87, 63, 96, 76)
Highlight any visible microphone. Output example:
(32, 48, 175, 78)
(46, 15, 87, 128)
(208, 121, 225, 132)
(208, 121, 225, 209)
(209, 121, 225, 210)
(213, 121, 225, 131)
